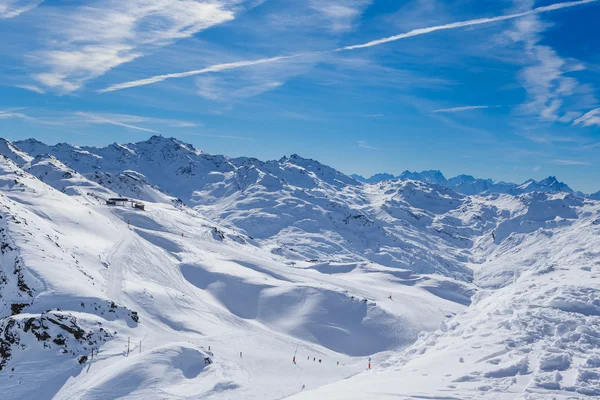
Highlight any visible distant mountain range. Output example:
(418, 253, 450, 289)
(351, 170, 590, 196)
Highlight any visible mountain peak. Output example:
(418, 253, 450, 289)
(399, 170, 447, 185)
(517, 176, 572, 194)
(132, 135, 201, 155)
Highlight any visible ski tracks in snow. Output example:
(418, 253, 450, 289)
(105, 229, 133, 303)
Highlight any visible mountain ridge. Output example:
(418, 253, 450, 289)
(352, 170, 584, 195)
(11, 135, 590, 196)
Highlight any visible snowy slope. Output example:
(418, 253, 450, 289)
(289, 198, 600, 399)
(0, 150, 465, 399)
(1, 136, 598, 399)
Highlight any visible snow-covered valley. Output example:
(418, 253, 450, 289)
(1, 136, 599, 399)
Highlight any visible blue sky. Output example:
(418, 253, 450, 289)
(1, 0, 599, 192)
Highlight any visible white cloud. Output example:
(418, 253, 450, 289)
(29, 0, 241, 92)
(308, 0, 372, 32)
(507, 2, 596, 123)
(433, 105, 497, 113)
(573, 108, 600, 126)
(0, 0, 42, 19)
(0, 108, 198, 131)
(185, 133, 252, 140)
(532, 165, 541, 171)
(196, 75, 283, 102)
(15, 84, 45, 94)
(99, 0, 597, 93)
(280, 111, 316, 121)
(358, 140, 378, 150)
(553, 158, 591, 165)
(74, 112, 159, 133)
(0, 108, 34, 120)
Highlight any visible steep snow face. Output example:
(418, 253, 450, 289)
(0, 139, 32, 166)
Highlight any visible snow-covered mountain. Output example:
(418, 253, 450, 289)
(355, 170, 575, 196)
(351, 172, 396, 183)
(0, 136, 598, 399)
(515, 176, 573, 194)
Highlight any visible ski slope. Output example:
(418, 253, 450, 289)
(290, 202, 600, 399)
(1, 136, 599, 399)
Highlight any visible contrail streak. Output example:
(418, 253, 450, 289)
(99, 55, 302, 93)
(336, 0, 597, 51)
(75, 112, 159, 133)
(99, 0, 597, 93)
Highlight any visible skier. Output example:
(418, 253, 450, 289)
(318, 359, 321, 364)
(208, 346, 211, 351)
(240, 351, 243, 358)
(302, 384, 305, 390)
(307, 356, 310, 360)
(313, 358, 316, 362)
(388, 294, 392, 300)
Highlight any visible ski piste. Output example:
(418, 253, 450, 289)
(0, 136, 599, 399)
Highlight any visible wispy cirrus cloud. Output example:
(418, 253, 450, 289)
(506, 1, 597, 123)
(280, 111, 318, 121)
(358, 140, 378, 150)
(0, 108, 35, 120)
(552, 159, 592, 165)
(99, 0, 596, 93)
(0, 0, 43, 19)
(74, 112, 160, 133)
(183, 133, 252, 140)
(308, 0, 372, 32)
(27, 0, 252, 92)
(0, 108, 198, 132)
(573, 108, 600, 126)
(76, 112, 199, 128)
(263, 0, 372, 34)
(15, 84, 45, 94)
(433, 105, 498, 113)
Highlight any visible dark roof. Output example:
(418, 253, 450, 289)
(108, 198, 129, 201)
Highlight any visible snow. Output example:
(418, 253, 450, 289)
(0, 136, 599, 399)
(349, 170, 577, 196)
